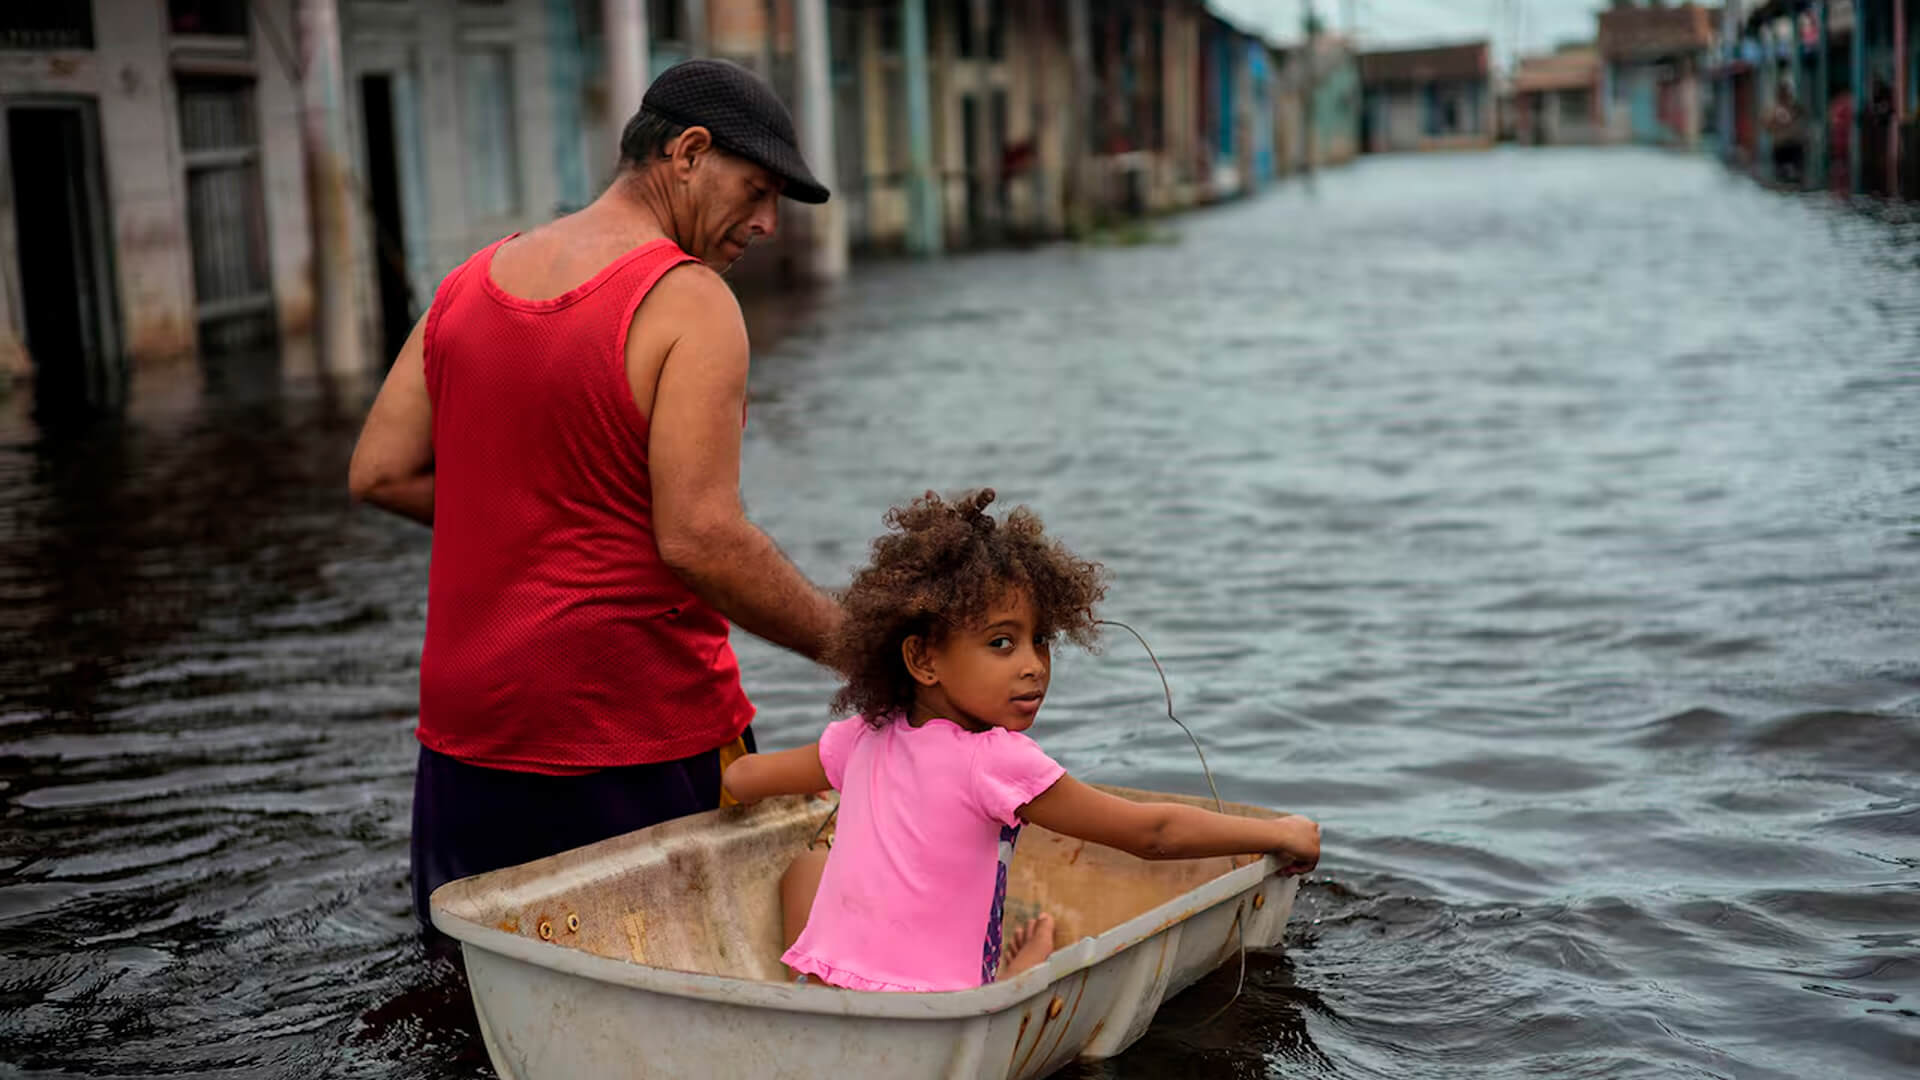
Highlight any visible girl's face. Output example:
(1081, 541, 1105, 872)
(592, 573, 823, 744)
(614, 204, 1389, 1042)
(905, 590, 1051, 733)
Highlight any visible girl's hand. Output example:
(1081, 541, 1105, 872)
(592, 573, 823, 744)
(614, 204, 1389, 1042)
(1270, 815, 1320, 875)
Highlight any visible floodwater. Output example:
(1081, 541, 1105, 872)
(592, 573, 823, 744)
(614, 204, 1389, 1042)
(3, 148, 1918, 1079)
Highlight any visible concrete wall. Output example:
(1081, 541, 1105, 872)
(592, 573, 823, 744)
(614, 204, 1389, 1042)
(0, 0, 311, 373)
(1161, 2, 1202, 206)
(254, 0, 314, 345)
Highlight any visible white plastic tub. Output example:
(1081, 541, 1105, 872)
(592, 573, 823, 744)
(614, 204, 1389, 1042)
(430, 785, 1299, 1080)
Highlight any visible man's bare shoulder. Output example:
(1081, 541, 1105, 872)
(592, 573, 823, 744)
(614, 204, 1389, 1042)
(643, 260, 747, 337)
(625, 260, 749, 411)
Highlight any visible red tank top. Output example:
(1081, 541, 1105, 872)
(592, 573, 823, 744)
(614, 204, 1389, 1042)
(417, 235, 754, 771)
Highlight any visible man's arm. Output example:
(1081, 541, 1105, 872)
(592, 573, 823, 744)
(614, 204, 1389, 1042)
(642, 268, 842, 662)
(348, 310, 434, 525)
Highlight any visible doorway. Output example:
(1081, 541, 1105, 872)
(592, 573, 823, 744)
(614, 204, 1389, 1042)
(360, 74, 414, 363)
(5, 100, 121, 409)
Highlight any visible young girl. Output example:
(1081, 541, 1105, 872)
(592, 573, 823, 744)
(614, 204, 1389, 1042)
(722, 489, 1320, 992)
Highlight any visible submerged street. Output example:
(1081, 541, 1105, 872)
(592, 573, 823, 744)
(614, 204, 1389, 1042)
(3, 148, 1919, 1078)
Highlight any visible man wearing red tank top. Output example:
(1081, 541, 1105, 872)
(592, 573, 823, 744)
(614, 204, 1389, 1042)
(347, 60, 843, 933)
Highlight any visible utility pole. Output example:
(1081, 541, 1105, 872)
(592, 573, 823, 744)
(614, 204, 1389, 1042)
(1302, 0, 1319, 173)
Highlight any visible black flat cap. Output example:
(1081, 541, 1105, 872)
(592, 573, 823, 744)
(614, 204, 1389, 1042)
(642, 59, 830, 205)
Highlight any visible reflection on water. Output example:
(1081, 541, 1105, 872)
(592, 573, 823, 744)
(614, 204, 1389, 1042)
(3, 149, 1919, 1079)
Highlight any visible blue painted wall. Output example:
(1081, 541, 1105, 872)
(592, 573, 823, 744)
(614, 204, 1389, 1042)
(1249, 42, 1273, 181)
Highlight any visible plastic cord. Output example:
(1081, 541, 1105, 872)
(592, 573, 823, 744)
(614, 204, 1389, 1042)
(1095, 619, 1249, 1031)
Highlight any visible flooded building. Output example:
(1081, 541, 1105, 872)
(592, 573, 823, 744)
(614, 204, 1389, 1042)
(1081, 0, 1184, 220)
(1598, 1, 1716, 147)
(812, 0, 1314, 250)
(4, 0, 1356, 404)
(1719, 0, 1916, 198)
(1272, 34, 1362, 173)
(1512, 47, 1607, 146)
(1359, 41, 1495, 153)
(0, 0, 826, 394)
(1, 0, 313, 399)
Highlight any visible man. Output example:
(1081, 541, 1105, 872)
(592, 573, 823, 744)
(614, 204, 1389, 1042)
(347, 60, 843, 932)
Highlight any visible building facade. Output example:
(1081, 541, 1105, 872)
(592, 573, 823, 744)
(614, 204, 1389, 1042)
(1512, 46, 1607, 145)
(1359, 41, 1495, 153)
(2, 0, 312, 397)
(4, 0, 1362, 405)
(1598, 2, 1715, 147)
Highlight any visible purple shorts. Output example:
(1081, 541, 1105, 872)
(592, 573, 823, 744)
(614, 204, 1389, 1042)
(410, 730, 754, 934)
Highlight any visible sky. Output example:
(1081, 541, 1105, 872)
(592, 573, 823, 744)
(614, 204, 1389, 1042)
(1211, 0, 1607, 67)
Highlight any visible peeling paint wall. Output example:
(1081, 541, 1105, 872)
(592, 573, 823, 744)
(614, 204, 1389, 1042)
(0, 0, 312, 376)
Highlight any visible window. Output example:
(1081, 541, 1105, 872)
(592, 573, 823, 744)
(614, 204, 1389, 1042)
(2, 4, 95, 49)
(953, 0, 1006, 61)
(177, 77, 275, 350)
(885, 70, 907, 175)
(648, 0, 683, 45)
(954, 0, 974, 59)
(168, 0, 248, 37)
(830, 3, 859, 82)
(460, 48, 522, 217)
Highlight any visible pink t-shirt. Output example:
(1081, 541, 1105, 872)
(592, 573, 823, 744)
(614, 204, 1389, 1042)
(781, 716, 1066, 992)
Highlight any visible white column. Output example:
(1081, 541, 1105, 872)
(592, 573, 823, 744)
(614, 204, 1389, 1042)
(794, 0, 847, 279)
(902, 0, 942, 255)
(606, 0, 652, 149)
(297, 0, 366, 372)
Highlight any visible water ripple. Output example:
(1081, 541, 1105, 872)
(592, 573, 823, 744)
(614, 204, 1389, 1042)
(4, 149, 1919, 1078)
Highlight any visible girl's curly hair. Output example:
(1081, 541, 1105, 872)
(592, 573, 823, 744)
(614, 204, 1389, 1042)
(827, 489, 1107, 725)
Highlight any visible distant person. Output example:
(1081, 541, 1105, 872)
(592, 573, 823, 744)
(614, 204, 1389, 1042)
(1765, 84, 1806, 185)
(1864, 78, 1896, 196)
(1828, 89, 1854, 192)
(347, 59, 843, 933)
(721, 489, 1322, 990)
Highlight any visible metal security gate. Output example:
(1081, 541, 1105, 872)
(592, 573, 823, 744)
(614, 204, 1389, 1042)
(177, 76, 276, 354)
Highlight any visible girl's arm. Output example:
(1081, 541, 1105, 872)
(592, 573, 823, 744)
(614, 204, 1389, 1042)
(721, 744, 831, 805)
(1019, 775, 1320, 872)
